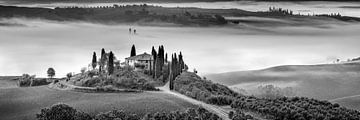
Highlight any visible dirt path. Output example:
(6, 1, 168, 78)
(158, 82, 270, 120)
(329, 94, 360, 102)
(157, 82, 231, 120)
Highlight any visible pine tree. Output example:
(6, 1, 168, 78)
(131, 44, 136, 57)
(92, 52, 97, 70)
(108, 51, 114, 75)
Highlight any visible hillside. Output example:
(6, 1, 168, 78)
(331, 95, 360, 110)
(0, 85, 196, 120)
(0, 76, 19, 88)
(1, 5, 359, 27)
(206, 63, 360, 100)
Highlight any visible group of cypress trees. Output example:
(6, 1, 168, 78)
(150, 45, 166, 79)
(148, 45, 186, 88)
(91, 48, 115, 75)
(169, 52, 185, 90)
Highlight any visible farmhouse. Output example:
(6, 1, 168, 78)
(125, 52, 153, 70)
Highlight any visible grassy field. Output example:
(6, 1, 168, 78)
(332, 95, 360, 110)
(0, 85, 197, 120)
(0, 76, 19, 88)
(207, 63, 360, 100)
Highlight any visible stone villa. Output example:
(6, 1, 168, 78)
(125, 52, 153, 70)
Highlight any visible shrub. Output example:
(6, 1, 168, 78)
(31, 78, 49, 86)
(18, 74, 33, 87)
(94, 109, 139, 120)
(206, 95, 234, 106)
(37, 103, 220, 120)
(18, 74, 49, 87)
(230, 96, 360, 120)
(229, 111, 234, 119)
(174, 72, 238, 103)
(36, 103, 91, 120)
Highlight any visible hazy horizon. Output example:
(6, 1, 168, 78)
(1, 18, 360, 77)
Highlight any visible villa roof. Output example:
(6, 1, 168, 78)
(125, 52, 153, 61)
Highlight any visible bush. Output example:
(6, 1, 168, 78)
(18, 74, 49, 87)
(174, 72, 238, 103)
(31, 78, 49, 86)
(230, 96, 360, 120)
(36, 103, 91, 120)
(206, 95, 234, 106)
(37, 103, 220, 120)
(94, 109, 140, 120)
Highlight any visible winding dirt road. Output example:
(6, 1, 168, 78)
(158, 82, 231, 120)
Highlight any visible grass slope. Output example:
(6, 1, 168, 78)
(0, 85, 196, 120)
(207, 63, 360, 100)
(0, 76, 20, 88)
(331, 95, 360, 111)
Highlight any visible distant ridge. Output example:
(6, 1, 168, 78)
(206, 62, 360, 100)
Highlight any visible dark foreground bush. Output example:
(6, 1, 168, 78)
(228, 110, 253, 120)
(143, 107, 221, 120)
(36, 103, 91, 120)
(37, 103, 222, 120)
(94, 110, 139, 120)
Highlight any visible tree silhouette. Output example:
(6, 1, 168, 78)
(92, 52, 97, 70)
(66, 72, 72, 81)
(131, 44, 136, 57)
(165, 53, 168, 62)
(151, 46, 157, 78)
(99, 48, 106, 73)
(47, 68, 55, 79)
(108, 51, 114, 75)
(179, 52, 184, 71)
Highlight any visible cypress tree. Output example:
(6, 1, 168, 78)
(160, 45, 165, 72)
(92, 52, 97, 70)
(171, 54, 175, 81)
(169, 54, 174, 90)
(151, 46, 157, 78)
(179, 52, 184, 72)
(165, 53, 168, 62)
(155, 53, 161, 78)
(174, 53, 178, 77)
(131, 44, 136, 57)
(157, 46, 163, 76)
(108, 51, 114, 75)
(99, 48, 106, 72)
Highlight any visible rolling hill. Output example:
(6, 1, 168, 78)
(206, 62, 360, 100)
(0, 76, 19, 88)
(0, 85, 196, 120)
(331, 94, 360, 110)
